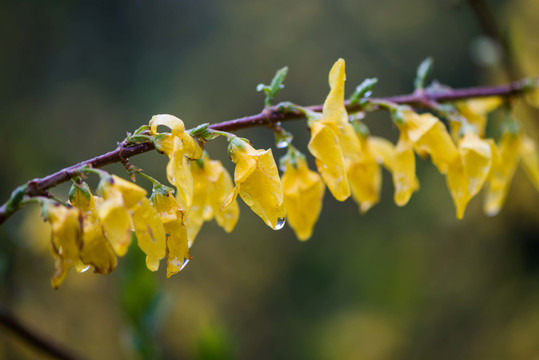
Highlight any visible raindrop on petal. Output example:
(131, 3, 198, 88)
(274, 217, 286, 230)
(179, 258, 190, 271)
(80, 265, 91, 273)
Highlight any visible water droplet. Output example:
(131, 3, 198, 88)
(275, 131, 293, 149)
(276, 138, 289, 149)
(274, 217, 286, 230)
(180, 258, 190, 271)
(80, 265, 91, 273)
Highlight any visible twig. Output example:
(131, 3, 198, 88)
(0, 77, 534, 225)
(0, 303, 85, 360)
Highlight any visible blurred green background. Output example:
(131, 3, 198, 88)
(1, 0, 539, 359)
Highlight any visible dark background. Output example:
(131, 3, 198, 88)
(1, 0, 539, 359)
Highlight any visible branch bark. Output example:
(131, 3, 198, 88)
(0, 303, 85, 360)
(0, 78, 534, 225)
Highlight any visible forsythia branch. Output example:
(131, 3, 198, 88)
(0, 303, 84, 360)
(0, 77, 535, 226)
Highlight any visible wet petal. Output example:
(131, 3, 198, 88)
(446, 158, 470, 219)
(308, 121, 350, 201)
(132, 197, 167, 271)
(348, 137, 382, 213)
(79, 222, 117, 274)
(208, 160, 239, 233)
(164, 219, 191, 278)
(520, 136, 539, 190)
(483, 132, 521, 216)
(149, 114, 185, 136)
(185, 160, 210, 246)
(228, 139, 285, 229)
(392, 134, 419, 206)
(401, 110, 458, 174)
(455, 97, 502, 137)
(96, 190, 132, 256)
(459, 132, 492, 197)
(368, 136, 396, 171)
(44, 203, 82, 289)
(282, 157, 325, 240)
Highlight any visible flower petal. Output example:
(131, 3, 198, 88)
(308, 121, 350, 201)
(282, 157, 325, 240)
(132, 197, 167, 271)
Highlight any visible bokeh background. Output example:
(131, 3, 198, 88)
(1, 0, 539, 359)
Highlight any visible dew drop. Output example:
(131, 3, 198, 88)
(179, 258, 190, 271)
(274, 217, 286, 230)
(275, 131, 293, 149)
(80, 265, 91, 273)
(276, 138, 289, 149)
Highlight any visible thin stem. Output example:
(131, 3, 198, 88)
(0, 303, 85, 360)
(0, 78, 535, 225)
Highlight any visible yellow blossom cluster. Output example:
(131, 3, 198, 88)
(34, 58, 539, 288)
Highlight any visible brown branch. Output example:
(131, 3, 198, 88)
(0, 77, 534, 225)
(0, 303, 85, 360)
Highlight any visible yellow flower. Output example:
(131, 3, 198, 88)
(307, 59, 357, 202)
(150, 187, 191, 277)
(77, 221, 117, 274)
(392, 133, 420, 206)
(185, 154, 239, 246)
(149, 114, 203, 211)
(69, 184, 117, 274)
(454, 97, 502, 137)
(322, 59, 362, 160)
(96, 175, 147, 256)
(446, 131, 492, 219)
(207, 158, 239, 234)
(483, 131, 521, 216)
(347, 134, 382, 213)
(399, 109, 459, 174)
(185, 158, 210, 246)
(43, 201, 82, 289)
(308, 121, 350, 201)
(281, 152, 325, 241)
(132, 197, 167, 271)
(224, 137, 285, 229)
(368, 136, 397, 171)
(520, 136, 539, 191)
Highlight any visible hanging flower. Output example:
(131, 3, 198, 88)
(519, 136, 539, 191)
(42, 201, 82, 289)
(308, 121, 350, 201)
(391, 133, 420, 206)
(454, 97, 502, 137)
(446, 129, 492, 219)
(207, 158, 239, 234)
(69, 183, 117, 274)
(131, 197, 167, 271)
(96, 174, 147, 256)
(149, 114, 203, 211)
(150, 186, 191, 277)
(185, 154, 240, 246)
(307, 59, 356, 201)
(398, 109, 459, 174)
(347, 133, 383, 213)
(224, 137, 285, 230)
(281, 149, 325, 241)
(184, 158, 210, 246)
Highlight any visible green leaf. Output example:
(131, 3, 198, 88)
(349, 78, 378, 105)
(414, 57, 433, 90)
(258, 66, 289, 107)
